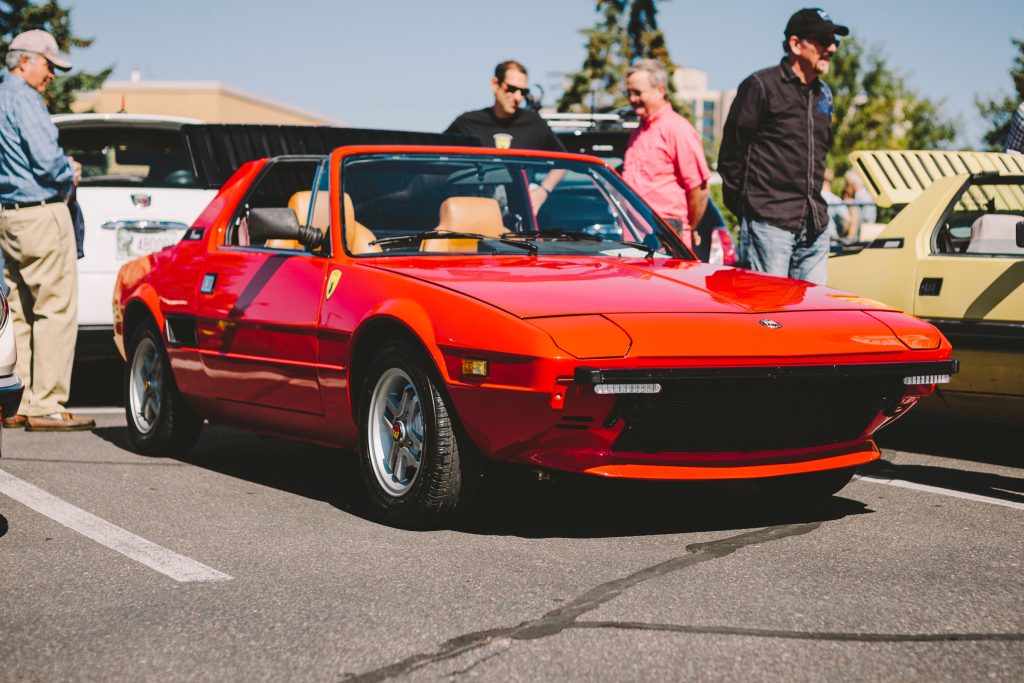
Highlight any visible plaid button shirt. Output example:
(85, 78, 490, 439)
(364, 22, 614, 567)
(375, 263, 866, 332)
(0, 73, 75, 204)
(1007, 102, 1024, 154)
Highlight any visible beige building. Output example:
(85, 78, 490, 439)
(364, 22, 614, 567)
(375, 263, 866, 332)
(73, 79, 342, 126)
(673, 68, 735, 147)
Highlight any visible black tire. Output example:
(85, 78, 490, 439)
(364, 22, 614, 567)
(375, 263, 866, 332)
(757, 467, 857, 501)
(358, 341, 481, 528)
(124, 321, 203, 456)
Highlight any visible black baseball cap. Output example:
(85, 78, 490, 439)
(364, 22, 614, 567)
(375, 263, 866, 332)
(785, 8, 849, 45)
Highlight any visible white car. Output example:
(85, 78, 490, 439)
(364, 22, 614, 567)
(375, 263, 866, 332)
(0, 291, 23, 442)
(53, 114, 217, 359)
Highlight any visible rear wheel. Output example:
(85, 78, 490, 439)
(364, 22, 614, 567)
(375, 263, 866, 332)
(757, 467, 857, 501)
(358, 342, 480, 528)
(124, 322, 203, 456)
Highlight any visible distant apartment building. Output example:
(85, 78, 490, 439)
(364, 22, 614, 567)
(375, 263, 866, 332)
(672, 67, 735, 148)
(72, 76, 341, 126)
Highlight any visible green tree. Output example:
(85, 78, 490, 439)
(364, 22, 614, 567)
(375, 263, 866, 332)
(975, 38, 1024, 150)
(1, 0, 111, 113)
(558, 0, 678, 113)
(825, 34, 957, 178)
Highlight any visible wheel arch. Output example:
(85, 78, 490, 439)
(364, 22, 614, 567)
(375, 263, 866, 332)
(347, 315, 441, 423)
(122, 292, 163, 351)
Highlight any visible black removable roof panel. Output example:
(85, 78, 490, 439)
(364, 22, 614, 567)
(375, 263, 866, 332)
(181, 124, 477, 189)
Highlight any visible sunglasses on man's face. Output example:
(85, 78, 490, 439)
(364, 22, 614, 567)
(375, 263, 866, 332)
(502, 83, 529, 96)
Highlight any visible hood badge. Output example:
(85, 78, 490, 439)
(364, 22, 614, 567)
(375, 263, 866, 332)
(131, 193, 151, 208)
(759, 319, 782, 329)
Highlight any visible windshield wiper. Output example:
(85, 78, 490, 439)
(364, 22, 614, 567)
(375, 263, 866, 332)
(370, 230, 538, 256)
(506, 230, 654, 258)
(506, 229, 604, 243)
(615, 240, 655, 258)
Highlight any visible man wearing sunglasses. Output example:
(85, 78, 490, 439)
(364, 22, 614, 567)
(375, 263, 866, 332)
(719, 8, 848, 284)
(445, 60, 566, 207)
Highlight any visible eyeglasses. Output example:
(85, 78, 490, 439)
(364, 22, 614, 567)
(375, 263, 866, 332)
(800, 35, 838, 49)
(502, 83, 529, 96)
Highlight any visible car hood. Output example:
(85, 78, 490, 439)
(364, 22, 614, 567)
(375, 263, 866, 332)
(365, 256, 894, 318)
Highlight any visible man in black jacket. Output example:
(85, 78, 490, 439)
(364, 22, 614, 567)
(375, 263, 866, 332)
(719, 8, 847, 284)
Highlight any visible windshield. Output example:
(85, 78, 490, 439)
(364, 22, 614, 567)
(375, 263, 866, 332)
(58, 126, 199, 188)
(341, 154, 689, 259)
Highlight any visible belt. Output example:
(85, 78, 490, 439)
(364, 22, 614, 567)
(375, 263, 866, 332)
(0, 196, 64, 211)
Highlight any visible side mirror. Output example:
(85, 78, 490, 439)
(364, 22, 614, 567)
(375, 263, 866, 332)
(1017, 220, 1024, 248)
(247, 208, 323, 249)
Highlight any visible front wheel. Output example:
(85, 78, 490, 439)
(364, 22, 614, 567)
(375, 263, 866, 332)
(124, 322, 203, 456)
(358, 342, 480, 528)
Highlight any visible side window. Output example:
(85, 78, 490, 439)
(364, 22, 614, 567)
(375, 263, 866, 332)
(935, 182, 1024, 256)
(225, 158, 324, 253)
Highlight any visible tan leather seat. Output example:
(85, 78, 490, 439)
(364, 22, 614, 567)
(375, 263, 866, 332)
(966, 214, 1024, 255)
(421, 196, 505, 252)
(345, 193, 381, 255)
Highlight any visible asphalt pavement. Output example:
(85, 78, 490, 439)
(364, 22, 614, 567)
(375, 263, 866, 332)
(0, 368, 1021, 682)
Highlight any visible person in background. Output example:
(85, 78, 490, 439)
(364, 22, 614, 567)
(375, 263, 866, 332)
(841, 168, 876, 241)
(1005, 102, 1024, 154)
(445, 60, 565, 209)
(0, 30, 94, 431)
(621, 59, 710, 250)
(821, 168, 849, 241)
(719, 8, 847, 284)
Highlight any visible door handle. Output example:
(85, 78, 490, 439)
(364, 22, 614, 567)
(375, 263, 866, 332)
(919, 277, 942, 296)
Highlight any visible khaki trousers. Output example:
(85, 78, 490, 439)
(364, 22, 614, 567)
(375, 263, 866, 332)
(0, 203, 78, 416)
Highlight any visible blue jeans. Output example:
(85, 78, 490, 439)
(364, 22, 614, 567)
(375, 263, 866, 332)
(739, 217, 830, 284)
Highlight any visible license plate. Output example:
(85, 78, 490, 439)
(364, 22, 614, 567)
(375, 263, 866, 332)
(116, 228, 186, 260)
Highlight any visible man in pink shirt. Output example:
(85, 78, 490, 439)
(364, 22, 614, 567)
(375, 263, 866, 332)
(622, 59, 710, 249)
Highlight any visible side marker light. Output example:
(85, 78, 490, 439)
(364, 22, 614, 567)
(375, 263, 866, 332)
(461, 358, 489, 378)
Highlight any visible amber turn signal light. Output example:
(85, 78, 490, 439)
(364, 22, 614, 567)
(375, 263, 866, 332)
(461, 358, 489, 378)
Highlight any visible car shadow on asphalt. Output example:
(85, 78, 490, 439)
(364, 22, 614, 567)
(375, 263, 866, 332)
(862, 458, 1024, 506)
(875, 414, 1023, 468)
(93, 424, 873, 538)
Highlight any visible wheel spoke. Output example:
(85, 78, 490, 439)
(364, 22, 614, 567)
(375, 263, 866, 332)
(385, 440, 400, 474)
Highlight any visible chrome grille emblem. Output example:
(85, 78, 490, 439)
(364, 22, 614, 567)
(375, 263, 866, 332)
(759, 319, 782, 329)
(131, 193, 151, 208)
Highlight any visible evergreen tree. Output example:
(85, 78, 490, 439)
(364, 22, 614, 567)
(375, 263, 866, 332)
(1, 0, 111, 113)
(975, 38, 1024, 150)
(558, 0, 678, 113)
(825, 34, 956, 178)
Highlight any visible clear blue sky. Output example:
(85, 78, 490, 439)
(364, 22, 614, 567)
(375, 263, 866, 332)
(68, 0, 1023, 147)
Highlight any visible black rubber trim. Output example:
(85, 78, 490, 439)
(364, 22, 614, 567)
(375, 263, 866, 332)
(573, 360, 960, 385)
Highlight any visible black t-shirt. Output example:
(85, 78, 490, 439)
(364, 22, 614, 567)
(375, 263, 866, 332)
(444, 107, 566, 152)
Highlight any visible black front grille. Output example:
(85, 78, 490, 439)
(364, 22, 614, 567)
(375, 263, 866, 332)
(612, 377, 899, 453)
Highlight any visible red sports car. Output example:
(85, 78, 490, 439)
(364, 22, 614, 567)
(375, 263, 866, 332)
(113, 133, 957, 527)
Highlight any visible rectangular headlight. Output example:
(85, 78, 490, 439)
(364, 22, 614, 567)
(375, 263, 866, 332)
(594, 383, 662, 394)
(903, 374, 951, 385)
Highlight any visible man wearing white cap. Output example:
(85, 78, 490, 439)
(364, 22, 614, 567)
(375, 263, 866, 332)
(0, 29, 93, 431)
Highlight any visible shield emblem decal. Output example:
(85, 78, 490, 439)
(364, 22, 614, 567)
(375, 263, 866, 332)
(131, 193, 151, 208)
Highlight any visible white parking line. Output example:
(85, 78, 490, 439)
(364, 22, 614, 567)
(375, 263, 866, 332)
(856, 474, 1024, 511)
(0, 468, 232, 582)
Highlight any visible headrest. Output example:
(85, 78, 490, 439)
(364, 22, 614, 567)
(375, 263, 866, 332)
(436, 197, 505, 238)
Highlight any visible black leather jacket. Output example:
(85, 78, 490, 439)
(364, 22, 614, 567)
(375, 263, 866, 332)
(719, 59, 834, 235)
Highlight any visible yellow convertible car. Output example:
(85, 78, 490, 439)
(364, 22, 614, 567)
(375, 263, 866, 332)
(829, 150, 1024, 424)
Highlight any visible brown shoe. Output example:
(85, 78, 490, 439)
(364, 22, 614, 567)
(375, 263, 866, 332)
(3, 414, 28, 429)
(25, 412, 96, 432)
